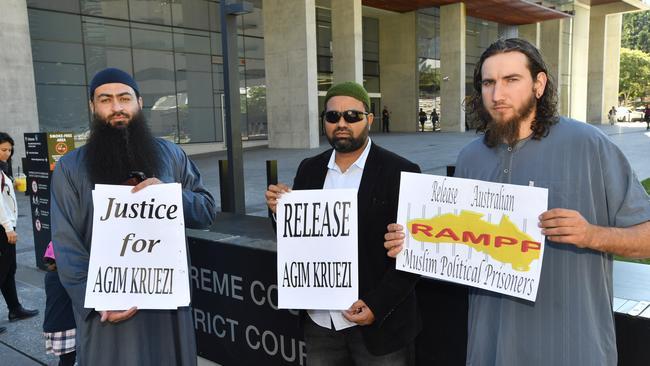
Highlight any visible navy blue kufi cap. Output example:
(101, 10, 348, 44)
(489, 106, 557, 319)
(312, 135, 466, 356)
(89, 68, 140, 99)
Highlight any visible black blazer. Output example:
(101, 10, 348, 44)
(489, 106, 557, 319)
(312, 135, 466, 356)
(292, 142, 422, 356)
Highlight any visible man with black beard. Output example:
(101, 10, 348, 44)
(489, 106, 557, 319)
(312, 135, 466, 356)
(51, 68, 216, 366)
(265, 82, 421, 365)
(385, 39, 650, 365)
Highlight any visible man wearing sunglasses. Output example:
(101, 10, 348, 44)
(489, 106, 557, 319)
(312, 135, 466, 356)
(266, 81, 421, 365)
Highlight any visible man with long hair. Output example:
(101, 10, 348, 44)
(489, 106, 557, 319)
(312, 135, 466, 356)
(51, 68, 216, 365)
(385, 38, 650, 365)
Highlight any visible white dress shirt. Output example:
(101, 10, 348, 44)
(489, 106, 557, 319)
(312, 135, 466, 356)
(307, 139, 372, 331)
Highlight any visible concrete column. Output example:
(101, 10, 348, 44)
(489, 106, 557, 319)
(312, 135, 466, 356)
(568, 2, 590, 122)
(440, 3, 466, 132)
(519, 23, 540, 48)
(540, 19, 566, 115)
(263, 0, 319, 148)
(378, 11, 418, 132)
(587, 12, 621, 124)
(331, 0, 363, 84)
(0, 0, 39, 170)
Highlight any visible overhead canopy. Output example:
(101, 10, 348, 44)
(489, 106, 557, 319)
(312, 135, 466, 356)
(362, 0, 570, 25)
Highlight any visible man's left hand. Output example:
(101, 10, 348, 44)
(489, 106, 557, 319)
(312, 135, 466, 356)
(343, 299, 375, 325)
(131, 177, 162, 193)
(539, 208, 597, 249)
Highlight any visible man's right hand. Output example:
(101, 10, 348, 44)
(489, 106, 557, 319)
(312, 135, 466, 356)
(265, 183, 291, 214)
(384, 223, 406, 258)
(100, 307, 138, 324)
(5, 230, 17, 245)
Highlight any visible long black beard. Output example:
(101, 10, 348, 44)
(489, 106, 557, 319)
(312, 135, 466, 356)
(484, 93, 537, 148)
(84, 111, 161, 185)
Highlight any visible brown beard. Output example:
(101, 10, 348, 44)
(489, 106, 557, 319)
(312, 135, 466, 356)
(484, 92, 537, 147)
(84, 110, 161, 185)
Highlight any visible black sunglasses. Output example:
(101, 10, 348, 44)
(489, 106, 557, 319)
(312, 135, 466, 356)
(322, 110, 369, 123)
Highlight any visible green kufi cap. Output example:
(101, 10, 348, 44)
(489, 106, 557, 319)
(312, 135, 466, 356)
(323, 81, 370, 111)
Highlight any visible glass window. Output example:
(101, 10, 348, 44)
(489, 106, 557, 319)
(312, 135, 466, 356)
(132, 24, 173, 51)
(317, 56, 332, 73)
(241, 6, 264, 38)
(82, 17, 131, 47)
(172, 0, 210, 30)
(133, 49, 177, 139)
(35, 85, 89, 136)
(31, 40, 84, 64)
(80, 0, 129, 19)
(34, 62, 86, 85)
(179, 108, 216, 143)
(173, 29, 210, 54)
(27, 0, 79, 12)
(29, 9, 82, 43)
(244, 59, 266, 138)
(85, 46, 133, 81)
(212, 62, 224, 92)
(362, 17, 379, 62)
(364, 76, 380, 94)
(207, 1, 222, 33)
(210, 32, 224, 55)
(175, 55, 214, 108)
(129, 0, 172, 25)
(363, 61, 379, 77)
(243, 36, 264, 60)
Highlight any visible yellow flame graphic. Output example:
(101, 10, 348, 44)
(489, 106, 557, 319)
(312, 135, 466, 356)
(407, 210, 541, 271)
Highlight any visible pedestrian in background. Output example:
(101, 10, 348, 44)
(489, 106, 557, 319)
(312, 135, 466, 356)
(0, 132, 39, 336)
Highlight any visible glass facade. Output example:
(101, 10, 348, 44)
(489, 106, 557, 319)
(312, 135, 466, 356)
(26, 0, 266, 144)
(417, 8, 441, 122)
(315, 7, 381, 94)
(417, 9, 499, 129)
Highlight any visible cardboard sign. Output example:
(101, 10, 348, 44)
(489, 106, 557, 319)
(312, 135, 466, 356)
(84, 183, 190, 310)
(396, 172, 548, 301)
(276, 189, 358, 310)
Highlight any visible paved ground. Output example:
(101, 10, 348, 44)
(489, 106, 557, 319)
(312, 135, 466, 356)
(2, 121, 649, 365)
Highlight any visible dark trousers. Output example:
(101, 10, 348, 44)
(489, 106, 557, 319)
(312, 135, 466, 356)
(0, 226, 21, 311)
(303, 316, 413, 366)
(382, 120, 390, 133)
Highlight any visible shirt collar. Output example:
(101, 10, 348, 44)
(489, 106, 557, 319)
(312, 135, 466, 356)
(327, 138, 372, 172)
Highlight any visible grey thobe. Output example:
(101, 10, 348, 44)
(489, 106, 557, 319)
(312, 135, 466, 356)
(51, 138, 216, 366)
(455, 118, 650, 366)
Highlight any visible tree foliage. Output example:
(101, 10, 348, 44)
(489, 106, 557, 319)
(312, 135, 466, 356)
(622, 11, 650, 54)
(619, 48, 650, 105)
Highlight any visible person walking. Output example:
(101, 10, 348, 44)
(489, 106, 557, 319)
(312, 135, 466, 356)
(0, 132, 39, 336)
(430, 108, 439, 131)
(608, 106, 616, 125)
(644, 104, 650, 130)
(418, 108, 427, 132)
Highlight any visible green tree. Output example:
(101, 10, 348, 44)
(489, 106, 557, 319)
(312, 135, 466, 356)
(622, 11, 650, 54)
(618, 48, 650, 105)
(418, 61, 441, 97)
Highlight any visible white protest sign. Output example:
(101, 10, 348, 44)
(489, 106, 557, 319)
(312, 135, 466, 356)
(276, 189, 358, 310)
(396, 172, 548, 301)
(84, 183, 189, 310)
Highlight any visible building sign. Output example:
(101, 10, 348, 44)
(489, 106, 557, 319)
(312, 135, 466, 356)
(190, 236, 305, 366)
(396, 172, 548, 301)
(24, 132, 75, 270)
